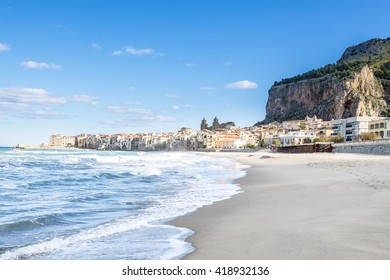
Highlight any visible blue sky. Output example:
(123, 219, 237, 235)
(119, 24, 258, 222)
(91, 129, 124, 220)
(1, 0, 390, 145)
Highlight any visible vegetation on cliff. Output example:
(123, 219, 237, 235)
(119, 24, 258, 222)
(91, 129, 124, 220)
(262, 38, 390, 123)
(273, 60, 369, 86)
(274, 38, 390, 86)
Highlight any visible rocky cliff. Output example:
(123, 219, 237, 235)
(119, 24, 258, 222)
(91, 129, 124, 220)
(262, 38, 390, 123)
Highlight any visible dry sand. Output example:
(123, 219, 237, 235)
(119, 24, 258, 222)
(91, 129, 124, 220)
(171, 150, 390, 259)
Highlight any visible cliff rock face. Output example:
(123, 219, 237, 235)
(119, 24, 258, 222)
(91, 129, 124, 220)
(263, 38, 390, 123)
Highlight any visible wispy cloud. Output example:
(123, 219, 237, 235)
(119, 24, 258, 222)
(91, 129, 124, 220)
(20, 60, 61, 70)
(142, 115, 176, 122)
(127, 108, 154, 115)
(92, 43, 101, 50)
(107, 104, 176, 126)
(111, 45, 164, 57)
(69, 95, 99, 105)
(107, 105, 153, 115)
(111, 50, 123, 56)
(171, 104, 192, 110)
(0, 42, 11, 52)
(225, 80, 258, 90)
(199, 86, 216, 92)
(0, 101, 28, 110)
(18, 110, 69, 119)
(0, 87, 66, 104)
(223, 61, 233, 66)
(166, 94, 181, 99)
(99, 114, 176, 130)
(0, 87, 67, 119)
(125, 46, 163, 56)
(186, 63, 196, 67)
(107, 105, 126, 113)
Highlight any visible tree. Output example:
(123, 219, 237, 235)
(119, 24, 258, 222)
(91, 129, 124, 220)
(328, 135, 344, 143)
(314, 137, 327, 143)
(272, 139, 281, 147)
(299, 122, 307, 130)
(303, 138, 312, 144)
(243, 143, 256, 149)
(260, 139, 265, 147)
(360, 132, 377, 141)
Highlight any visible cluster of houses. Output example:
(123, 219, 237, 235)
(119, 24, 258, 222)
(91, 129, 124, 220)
(47, 115, 390, 151)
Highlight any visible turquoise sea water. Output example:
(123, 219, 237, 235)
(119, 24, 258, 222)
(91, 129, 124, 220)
(0, 148, 245, 259)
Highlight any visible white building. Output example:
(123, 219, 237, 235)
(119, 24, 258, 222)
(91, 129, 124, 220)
(330, 116, 384, 142)
(214, 134, 246, 149)
(368, 118, 390, 139)
(269, 131, 316, 147)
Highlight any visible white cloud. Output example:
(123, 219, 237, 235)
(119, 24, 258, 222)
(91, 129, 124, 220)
(0, 43, 11, 52)
(0, 87, 67, 119)
(92, 43, 101, 50)
(199, 86, 216, 91)
(0, 101, 28, 110)
(111, 50, 123, 56)
(0, 87, 66, 104)
(125, 46, 154, 55)
(141, 115, 176, 122)
(112, 46, 164, 57)
(99, 114, 176, 130)
(127, 108, 153, 115)
(107, 105, 152, 115)
(125, 46, 164, 56)
(69, 95, 99, 105)
(225, 80, 258, 90)
(166, 94, 181, 99)
(107, 105, 125, 113)
(107, 103, 176, 126)
(20, 60, 61, 70)
(186, 63, 196, 67)
(223, 61, 233, 66)
(171, 104, 192, 110)
(19, 110, 68, 119)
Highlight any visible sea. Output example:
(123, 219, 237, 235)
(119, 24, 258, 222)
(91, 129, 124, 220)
(0, 147, 246, 260)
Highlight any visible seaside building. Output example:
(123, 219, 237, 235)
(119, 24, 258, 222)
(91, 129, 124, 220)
(282, 115, 331, 131)
(318, 127, 334, 139)
(269, 131, 316, 147)
(213, 134, 245, 149)
(331, 116, 384, 142)
(368, 118, 390, 139)
(50, 134, 63, 146)
(282, 119, 302, 131)
(49, 134, 76, 147)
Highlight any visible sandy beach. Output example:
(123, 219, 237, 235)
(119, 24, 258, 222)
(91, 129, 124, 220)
(171, 150, 390, 259)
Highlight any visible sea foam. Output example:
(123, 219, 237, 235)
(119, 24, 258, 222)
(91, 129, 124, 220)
(0, 150, 246, 259)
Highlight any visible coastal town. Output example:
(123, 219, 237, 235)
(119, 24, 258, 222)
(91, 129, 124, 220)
(16, 115, 390, 151)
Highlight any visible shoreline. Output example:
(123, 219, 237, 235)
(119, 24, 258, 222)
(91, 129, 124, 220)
(170, 150, 390, 259)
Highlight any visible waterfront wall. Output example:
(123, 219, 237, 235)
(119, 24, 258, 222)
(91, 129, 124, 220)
(332, 140, 390, 155)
